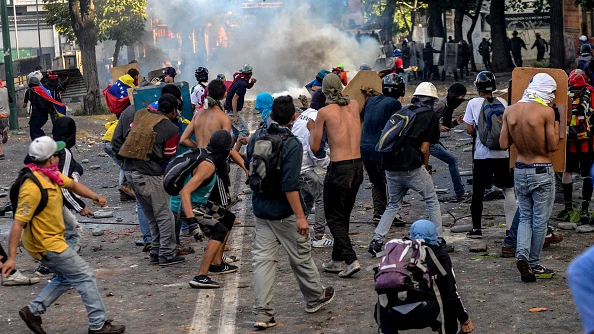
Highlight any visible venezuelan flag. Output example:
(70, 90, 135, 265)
(32, 86, 67, 117)
(103, 74, 136, 115)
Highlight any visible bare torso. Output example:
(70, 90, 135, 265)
(319, 101, 362, 161)
(505, 102, 555, 164)
(192, 107, 230, 147)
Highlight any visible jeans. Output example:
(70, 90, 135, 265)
(137, 201, 152, 245)
(324, 159, 363, 264)
(29, 247, 106, 330)
(29, 110, 50, 140)
(429, 143, 465, 197)
(102, 141, 124, 186)
(514, 166, 555, 267)
(252, 215, 325, 322)
(225, 110, 250, 139)
(300, 169, 327, 237)
(63, 207, 81, 250)
(504, 208, 553, 248)
(374, 167, 443, 242)
(363, 160, 387, 216)
(126, 171, 176, 259)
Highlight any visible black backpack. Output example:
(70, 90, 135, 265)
(9, 168, 48, 219)
(248, 124, 291, 195)
(163, 148, 212, 196)
(376, 105, 431, 153)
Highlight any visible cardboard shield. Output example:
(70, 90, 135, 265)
(342, 70, 382, 113)
(110, 63, 141, 83)
(509, 68, 569, 172)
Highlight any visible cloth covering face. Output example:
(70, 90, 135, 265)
(322, 74, 350, 106)
(410, 219, 438, 245)
(520, 73, 557, 106)
(255, 93, 274, 125)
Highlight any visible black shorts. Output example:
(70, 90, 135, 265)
(473, 158, 514, 189)
(566, 153, 593, 177)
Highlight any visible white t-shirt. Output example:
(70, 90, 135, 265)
(463, 96, 509, 160)
(190, 84, 206, 109)
(292, 108, 330, 173)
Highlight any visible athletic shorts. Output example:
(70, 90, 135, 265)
(566, 153, 593, 177)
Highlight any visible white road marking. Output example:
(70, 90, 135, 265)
(190, 193, 248, 334)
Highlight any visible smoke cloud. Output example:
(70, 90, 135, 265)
(147, 0, 380, 97)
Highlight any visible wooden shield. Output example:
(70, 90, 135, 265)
(509, 67, 569, 172)
(110, 63, 141, 83)
(342, 70, 382, 113)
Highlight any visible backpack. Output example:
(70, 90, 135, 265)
(248, 124, 290, 195)
(163, 148, 212, 196)
(374, 238, 447, 334)
(9, 168, 48, 219)
(578, 58, 591, 72)
(376, 106, 431, 153)
(568, 87, 592, 141)
(477, 98, 505, 150)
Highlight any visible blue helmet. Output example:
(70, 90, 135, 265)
(315, 69, 331, 82)
(393, 49, 402, 58)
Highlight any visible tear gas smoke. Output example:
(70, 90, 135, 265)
(147, 0, 380, 97)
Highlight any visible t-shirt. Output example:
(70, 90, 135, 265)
(361, 95, 402, 162)
(24, 88, 51, 114)
(16, 171, 73, 260)
(292, 108, 330, 173)
(170, 173, 217, 214)
(245, 125, 304, 220)
(122, 118, 181, 176)
(463, 97, 509, 160)
(224, 79, 248, 112)
(381, 107, 440, 171)
(190, 83, 206, 109)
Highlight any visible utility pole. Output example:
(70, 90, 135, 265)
(1, 0, 18, 130)
(36, 0, 41, 57)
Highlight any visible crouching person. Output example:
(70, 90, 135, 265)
(374, 220, 473, 334)
(1, 136, 125, 334)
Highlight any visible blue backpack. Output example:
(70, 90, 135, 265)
(376, 105, 431, 153)
(477, 98, 505, 150)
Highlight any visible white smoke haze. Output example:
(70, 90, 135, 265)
(147, 0, 380, 97)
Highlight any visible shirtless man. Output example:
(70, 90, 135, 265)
(180, 80, 247, 174)
(500, 73, 560, 283)
(309, 73, 363, 278)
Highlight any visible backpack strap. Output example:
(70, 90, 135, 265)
(432, 276, 447, 334)
(424, 245, 447, 276)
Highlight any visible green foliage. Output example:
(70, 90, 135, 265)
(43, 0, 147, 46)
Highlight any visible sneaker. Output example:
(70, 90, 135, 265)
(0, 153, 5, 160)
(368, 239, 384, 257)
(88, 320, 126, 334)
(149, 254, 159, 265)
(175, 243, 195, 255)
(580, 207, 591, 225)
(305, 287, 335, 313)
(222, 254, 239, 263)
(189, 275, 220, 289)
(516, 259, 536, 283)
(159, 255, 185, 266)
(322, 260, 344, 273)
(501, 246, 516, 258)
(208, 262, 238, 275)
(338, 260, 361, 278)
(532, 264, 555, 279)
(134, 239, 144, 246)
(2, 270, 41, 286)
(466, 229, 483, 239)
(544, 232, 563, 248)
(142, 244, 152, 253)
(254, 318, 277, 329)
(119, 192, 134, 202)
(19, 306, 46, 334)
(34, 265, 52, 277)
(311, 235, 334, 248)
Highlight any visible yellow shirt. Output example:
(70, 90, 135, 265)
(15, 171, 73, 260)
(102, 120, 118, 142)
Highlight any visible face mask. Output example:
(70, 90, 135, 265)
(446, 96, 464, 110)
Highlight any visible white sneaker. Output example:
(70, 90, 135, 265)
(311, 235, 334, 248)
(1, 270, 41, 286)
(338, 260, 361, 278)
(322, 260, 344, 273)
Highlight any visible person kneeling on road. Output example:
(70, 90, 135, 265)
(375, 220, 474, 334)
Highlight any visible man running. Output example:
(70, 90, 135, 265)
(310, 73, 363, 278)
(500, 73, 560, 282)
(225, 64, 257, 152)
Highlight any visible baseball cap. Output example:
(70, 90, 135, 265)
(157, 93, 179, 113)
(28, 136, 66, 162)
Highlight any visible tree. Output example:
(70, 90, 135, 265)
(427, 0, 444, 38)
(549, 0, 564, 69)
(380, 0, 397, 43)
(486, 0, 514, 72)
(464, 0, 483, 72)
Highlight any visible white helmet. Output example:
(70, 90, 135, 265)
(580, 35, 588, 42)
(413, 82, 438, 99)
